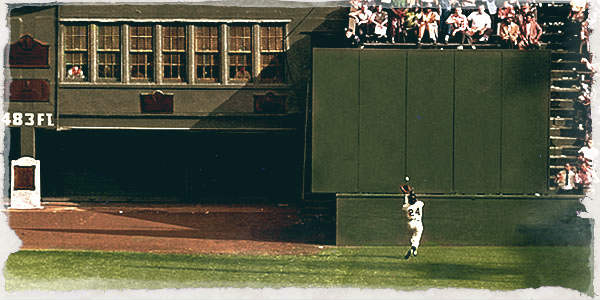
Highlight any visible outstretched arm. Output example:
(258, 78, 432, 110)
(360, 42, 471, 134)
(402, 194, 409, 210)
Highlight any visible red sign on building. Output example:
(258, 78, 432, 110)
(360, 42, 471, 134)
(140, 91, 174, 114)
(9, 34, 50, 68)
(9, 79, 50, 102)
(254, 92, 286, 114)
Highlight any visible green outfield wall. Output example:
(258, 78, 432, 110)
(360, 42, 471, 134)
(336, 195, 591, 246)
(312, 48, 551, 194)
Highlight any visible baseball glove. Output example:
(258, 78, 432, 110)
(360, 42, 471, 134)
(400, 184, 413, 194)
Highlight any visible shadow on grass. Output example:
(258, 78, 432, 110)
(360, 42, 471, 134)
(507, 246, 592, 295)
(118, 257, 520, 284)
(410, 263, 516, 281)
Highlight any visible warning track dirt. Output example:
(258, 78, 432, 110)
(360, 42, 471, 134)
(7, 203, 324, 255)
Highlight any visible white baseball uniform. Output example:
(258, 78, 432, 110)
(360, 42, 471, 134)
(402, 195, 424, 249)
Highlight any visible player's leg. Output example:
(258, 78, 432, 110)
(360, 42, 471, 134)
(404, 246, 412, 259)
(410, 221, 424, 256)
(404, 221, 417, 259)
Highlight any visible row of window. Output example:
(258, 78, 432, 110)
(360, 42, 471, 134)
(62, 22, 286, 84)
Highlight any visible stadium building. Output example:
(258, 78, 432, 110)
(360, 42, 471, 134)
(5, 1, 592, 246)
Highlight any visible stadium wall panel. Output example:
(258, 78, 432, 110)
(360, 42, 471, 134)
(336, 196, 590, 246)
(501, 51, 551, 193)
(358, 50, 407, 192)
(406, 51, 454, 193)
(312, 48, 550, 195)
(312, 49, 359, 192)
(454, 51, 502, 193)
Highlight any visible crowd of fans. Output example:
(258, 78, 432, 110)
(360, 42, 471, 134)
(571, 0, 593, 142)
(555, 0, 595, 193)
(345, 0, 545, 49)
(345, 0, 596, 193)
(556, 138, 596, 193)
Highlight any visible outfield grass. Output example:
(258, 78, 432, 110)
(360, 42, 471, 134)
(4, 246, 592, 294)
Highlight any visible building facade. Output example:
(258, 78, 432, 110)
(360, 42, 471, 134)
(6, 3, 346, 203)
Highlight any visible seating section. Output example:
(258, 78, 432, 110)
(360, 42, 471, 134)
(303, 1, 593, 222)
(542, 3, 593, 193)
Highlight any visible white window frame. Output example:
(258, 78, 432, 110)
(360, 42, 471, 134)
(59, 19, 289, 86)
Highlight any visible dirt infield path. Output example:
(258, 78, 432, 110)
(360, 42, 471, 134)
(7, 203, 323, 255)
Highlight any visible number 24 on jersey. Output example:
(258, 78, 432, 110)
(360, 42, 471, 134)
(408, 208, 420, 217)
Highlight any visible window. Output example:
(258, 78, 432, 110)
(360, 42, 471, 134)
(64, 25, 88, 81)
(259, 25, 284, 83)
(162, 25, 186, 81)
(97, 25, 120, 80)
(195, 25, 219, 82)
(228, 25, 252, 82)
(61, 21, 287, 85)
(130, 25, 153, 81)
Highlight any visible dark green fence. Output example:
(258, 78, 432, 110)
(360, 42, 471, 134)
(312, 48, 550, 194)
(336, 195, 590, 246)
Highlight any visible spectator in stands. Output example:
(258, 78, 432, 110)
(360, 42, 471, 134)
(555, 163, 577, 193)
(515, 3, 526, 26)
(404, 7, 421, 42)
(350, 0, 362, 12)
(519, 1, 537, 23)
(578, 78, 591, 107)
(574, 78, 591, 137)
(578, 138, 597, 166)
(565, 0, 587, 51)
(371, 4, 389, 40)
(576, 140, 594, 191)
(568, 0, 587, 23)
(483, 0, 497, 36)
(350, 4, 373, 42)
(390, 7, 407, 43)
(348, 0, 362, 31)
(581, 57, 595, 73)
(347, 0, 361, 45)
(345, 26, 362, 47)
(518, 13, 542, 49)
(445, 6, 469, 49)
(580, 20, 590, 57)
(414, 6, 423, 23)
(576, 157, 592, 190)
(439, 0, 453, 42)
(499, 16, 520, 48)
(466, 3, 493, 45)
(418, 6, 440, 44)
(497, 1, 516, 35)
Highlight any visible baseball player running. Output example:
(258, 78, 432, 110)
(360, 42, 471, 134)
(400, 184, 424, 259)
